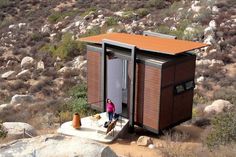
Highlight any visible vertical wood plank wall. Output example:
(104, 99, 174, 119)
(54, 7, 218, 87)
(87, 51, 102, 111)
(136, 64, 161, 130)
(172, 58, 196, 124)
(159, 56, 196, 129)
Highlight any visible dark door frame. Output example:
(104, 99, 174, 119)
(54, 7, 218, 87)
(101, 39, 137, 130)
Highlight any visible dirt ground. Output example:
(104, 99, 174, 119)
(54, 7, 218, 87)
(108, 125, 204, 157)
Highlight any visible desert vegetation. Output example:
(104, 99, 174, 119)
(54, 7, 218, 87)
(0, 0, 235, 156)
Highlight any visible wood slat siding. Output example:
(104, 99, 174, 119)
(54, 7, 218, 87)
(172, 90, 194, 123)
(87, 51, 102, 110)
(172, 56, 196, 123)
(137, 64, 161, 130)
(161, 66, 175, 87)
(159, 86, 173, 129)
(159, 55, 196, 130)
(135, 64, 144, 124)
(175, 58, 195, 84)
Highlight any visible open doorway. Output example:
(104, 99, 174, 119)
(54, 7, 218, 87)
(107, 58, 129, 118)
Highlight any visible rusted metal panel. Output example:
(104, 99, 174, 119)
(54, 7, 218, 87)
(80, 33, 208, 55)
(87, 51, 102, 110)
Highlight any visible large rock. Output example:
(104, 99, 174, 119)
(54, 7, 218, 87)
(37, 60, 45, 70)
(16, 69, 31, 80)
(1, 71, 16, 79)
(21, 56, 34, 69)
(0, 134, 117, 157)
(137, 136, 153, 146)
(58, 67, 79, 77)
(2, 122, 36, 138)
(10, 94, 34, 105)
(204, 99, 232, 114)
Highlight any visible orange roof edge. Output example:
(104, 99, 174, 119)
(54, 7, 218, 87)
(79, 33, 208, 55)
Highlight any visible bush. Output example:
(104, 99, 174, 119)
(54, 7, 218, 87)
(106, 17, 118, 27)
(0, 0, 10, 8)
(136, 8, 149, 17)
(59, 84, 96, 118)
(145, 0, 164, 9)
(0, 121, 7, 138)
(205, 106, 236, 148)
(40, 33, 82, 60)
(80, 26, 101, 37)
(48, 9, 80, 23)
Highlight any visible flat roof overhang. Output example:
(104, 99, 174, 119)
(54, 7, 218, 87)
(79, 33, 208, 55)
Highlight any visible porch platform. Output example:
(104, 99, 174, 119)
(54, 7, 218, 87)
(57, 112, 129, 143)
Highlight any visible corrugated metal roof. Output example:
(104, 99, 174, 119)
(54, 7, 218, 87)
(79, 33, 208, 55)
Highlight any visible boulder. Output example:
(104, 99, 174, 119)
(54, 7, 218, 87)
(37, 60, 45, 70)
(209, 20, 217, 30)
(212, 6, 219, 14)
(1, 71, 16, 79)
(204, 99, 232, 114)
(10, 94, 34, 105)
(16, 69, 31, 80)
(204, 26, 215, 36)
(196, 76, 204, 83)
(0, 134, 117, 157)
(21, 56, 34, 69)
(0, 104, 9, 112)
(148, 144, 156, 149)
(2, 122, 36, 138)
(137, 136, 153, 146)
(58, 67, 79, 77)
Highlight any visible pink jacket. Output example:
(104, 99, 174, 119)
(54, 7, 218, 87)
(106, 102, 115, 112)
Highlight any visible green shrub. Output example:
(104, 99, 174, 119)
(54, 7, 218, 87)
(106, 17, 118, 27)
(205, 106, 236, 148)
(0, 121, 7, 138)
(146, 0, 164, 8)
(0, 0, 10, 8)
(80, 7, 97, 17)
(0, 16, 13, 29)
(80, 26, 101, 37)
(40, 33, 82, 59)
(136, 8, 149, 17)
(48, 9, 80, 23)
(122, 10, 136, 20)
(59, 84, 96, 118)
(69, 84, 87, 99)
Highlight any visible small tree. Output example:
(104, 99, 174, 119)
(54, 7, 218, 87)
(205, 106, 236, 148)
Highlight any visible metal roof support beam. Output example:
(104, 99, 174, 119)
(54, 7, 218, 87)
(102, 39, 136, 131)
(143, 31, 177, 39)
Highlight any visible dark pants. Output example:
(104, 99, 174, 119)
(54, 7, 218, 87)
(108, 112, 114, 121)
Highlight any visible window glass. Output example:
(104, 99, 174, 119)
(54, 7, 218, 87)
(176, 85, 185, 93)
(185, 80, 194, 90)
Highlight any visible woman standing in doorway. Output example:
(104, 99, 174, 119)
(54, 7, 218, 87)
(106, 99, 115, 121)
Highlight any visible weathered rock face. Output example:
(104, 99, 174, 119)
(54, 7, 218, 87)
(1, 71, 16, 79)
(10, 94, 34, 105)
(16, 69, 31, 80)
(0, 134, 118, 157)
(137, 136, 153, 146)
(204, 99, 233, 114)
(2, 122, 37, 138)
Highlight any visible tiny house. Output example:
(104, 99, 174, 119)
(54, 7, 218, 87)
(80, 32, 207, 134)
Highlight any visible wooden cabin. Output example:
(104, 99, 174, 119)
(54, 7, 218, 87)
(80, 32, 207, 134)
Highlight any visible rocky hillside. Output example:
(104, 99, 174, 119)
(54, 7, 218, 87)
(0, 0, 235, 155)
